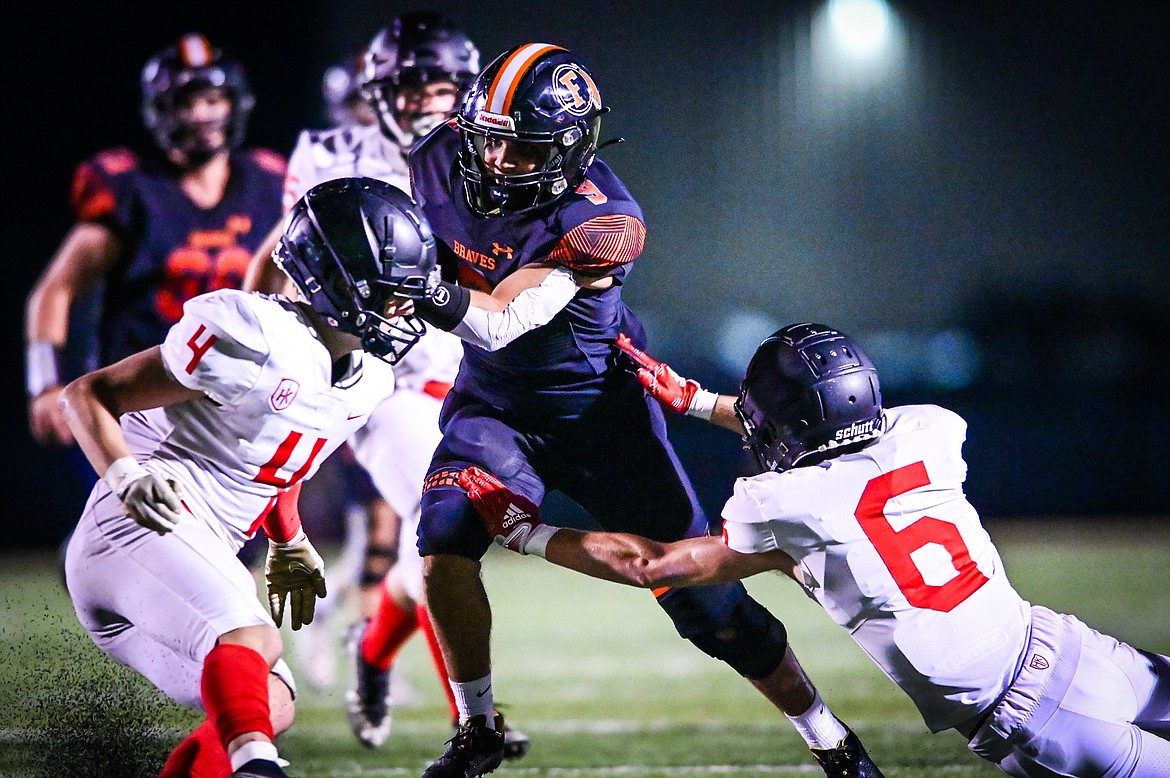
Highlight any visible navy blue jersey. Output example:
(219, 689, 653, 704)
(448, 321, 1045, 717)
(409, 123, 649, 419)
(71, 146, 286, 365)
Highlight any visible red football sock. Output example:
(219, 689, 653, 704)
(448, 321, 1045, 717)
(416, 603, 459, 722)
(158, 718, 231, 778)
(361, 586, 419, 670)
(201, 643, 274, 748)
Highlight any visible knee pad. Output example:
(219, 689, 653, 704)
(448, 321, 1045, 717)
(418, 471, 493, 560)
(657, 585, 788, 680)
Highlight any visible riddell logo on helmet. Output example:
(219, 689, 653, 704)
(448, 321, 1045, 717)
(475, 110, 514, 131)
(834, 418, 879, 442)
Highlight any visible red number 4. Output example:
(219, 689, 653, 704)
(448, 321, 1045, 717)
(254, 431, 327, 487)
(854, 462, 988, 612)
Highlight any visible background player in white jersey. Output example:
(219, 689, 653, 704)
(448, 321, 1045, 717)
(460, 322, 1170, 778)
(60, 178, 436, 778)
(242, 11, 529, 757)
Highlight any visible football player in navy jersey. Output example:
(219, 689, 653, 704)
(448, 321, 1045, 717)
(25, 32, 286, 450)
(404, 43, 884, 778)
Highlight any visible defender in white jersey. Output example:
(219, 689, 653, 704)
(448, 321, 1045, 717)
(461, 323, 1170, 778)
(61, 178, 436, 778)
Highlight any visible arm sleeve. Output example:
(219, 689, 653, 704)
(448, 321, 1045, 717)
(159, 292, 270, 406)
(547, 214, 646, 275)
(450, 266, 579, 351)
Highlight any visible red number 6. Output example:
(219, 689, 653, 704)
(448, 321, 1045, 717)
(855, 461, 988, 612)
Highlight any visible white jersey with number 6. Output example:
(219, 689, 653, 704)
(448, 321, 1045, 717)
(138, 288, 396, 549)
(721, 404, 1030, 733)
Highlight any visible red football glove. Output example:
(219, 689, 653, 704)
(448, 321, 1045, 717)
(615, 333, 715, 418)
(457, 466, 546, 554)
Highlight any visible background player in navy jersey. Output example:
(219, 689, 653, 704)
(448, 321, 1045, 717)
(25, 32, 286, 451)
(403, 43, 883, 778)
(463, 323, 1170, 778)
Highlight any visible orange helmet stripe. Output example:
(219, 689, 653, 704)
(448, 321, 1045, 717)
(486, 43, 565, 116)
(178, 33, 214, 68)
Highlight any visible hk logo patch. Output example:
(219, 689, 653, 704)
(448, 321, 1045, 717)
(1028, 654, 1050, 671)
(270, 378, 300, 412)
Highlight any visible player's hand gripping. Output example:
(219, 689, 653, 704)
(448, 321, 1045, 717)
(265, 530, 327, 630)
(615, 333, 717, 420)
(105, 457, 185, 534)
(457, 466, 556, 556)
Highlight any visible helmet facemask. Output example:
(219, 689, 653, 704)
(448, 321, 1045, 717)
(457, 117, 600, 215)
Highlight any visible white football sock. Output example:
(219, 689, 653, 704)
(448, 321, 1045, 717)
(786, 691, 849, 749)
(450, 672, 495, 723)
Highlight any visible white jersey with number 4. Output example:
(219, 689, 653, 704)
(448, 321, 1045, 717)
(282, 123, 461, 390)
(721, 404, 1030, 733)
(132, 288, 396, 549)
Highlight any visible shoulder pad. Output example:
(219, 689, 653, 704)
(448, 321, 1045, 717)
(248, 148, 288, 175)
(91, 148, 139, 176)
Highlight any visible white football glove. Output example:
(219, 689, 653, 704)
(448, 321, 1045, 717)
(105, 457, 185, 535)
(265, 530, 327, 630)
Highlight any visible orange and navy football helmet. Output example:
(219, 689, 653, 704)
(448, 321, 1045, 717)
(361, 11, 480, 143)
(140, 33, 255, 162)
(456, 43, 605, 215)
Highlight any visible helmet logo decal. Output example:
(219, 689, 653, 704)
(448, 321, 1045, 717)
(486, 43, 565, 114)
(553, 64, 601, 116)
(475, 110, 514, 131)
(269, 378, 300, 412)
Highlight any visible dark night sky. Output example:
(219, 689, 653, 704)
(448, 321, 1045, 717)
(6, 2, 1169, 545)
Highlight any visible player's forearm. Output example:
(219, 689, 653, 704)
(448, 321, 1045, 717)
(60, 372, 135, 478)
(709, 394, 746, 434)
(242, 222, 291, 294)
(544, 531, 726, 589)
(25, 277, 74, 346)
(420, 266, 578, 351)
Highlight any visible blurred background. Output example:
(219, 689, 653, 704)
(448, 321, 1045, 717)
(7, 0, 1168, 548)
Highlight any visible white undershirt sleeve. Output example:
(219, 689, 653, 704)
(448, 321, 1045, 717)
(451, 266, 580, 351)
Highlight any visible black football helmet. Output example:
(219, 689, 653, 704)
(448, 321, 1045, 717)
(322, 52, 374, 128)
(361, 10, 480, 143)
(457, 43, 605, 215)
(140, 33, 255, 161)
(735, 323, 884, 473)
(272, 178, 437, 364)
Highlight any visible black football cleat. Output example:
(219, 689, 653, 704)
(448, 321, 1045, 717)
(810, 729, 885, 778)
(423, 711, 506, 778)
(344, 619, 392, 747)
(450, 709, 530, 761)
(230, 759, 289, 778)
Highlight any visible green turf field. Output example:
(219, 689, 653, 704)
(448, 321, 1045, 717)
(2, 519, 1166, 778)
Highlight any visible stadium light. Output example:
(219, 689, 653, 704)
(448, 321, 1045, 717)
(828, 0, 891, 59)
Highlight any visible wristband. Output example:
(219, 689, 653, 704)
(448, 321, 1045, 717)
(413, 281, 470, 332)
(26, 341, 62, 397)
(523, 524, 560, 558)
(104, 456, 149, 497)
(686, 388, 719, 421)
(271, 528, 308, 550)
